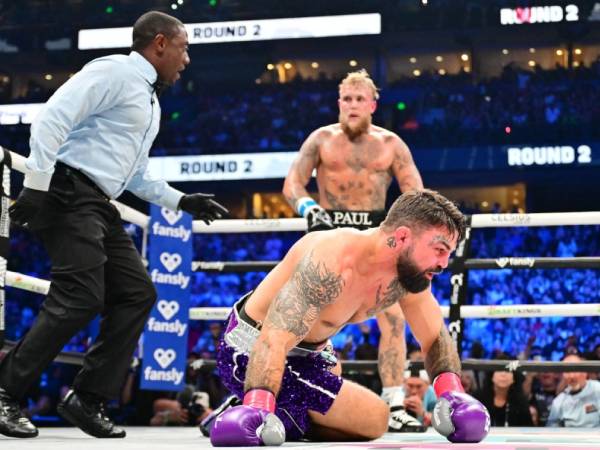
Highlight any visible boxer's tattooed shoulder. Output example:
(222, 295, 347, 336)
(424, 326, 462, 380)
(265, 251, 344, 338)
(366, 278, 405, 317)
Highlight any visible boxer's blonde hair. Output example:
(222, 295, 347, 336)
(382, 189, 466, 242)
(339, 69, 380, 101)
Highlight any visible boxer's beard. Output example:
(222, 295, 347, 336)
(339, 113, 370, 140)
(396, 248, 442, 293)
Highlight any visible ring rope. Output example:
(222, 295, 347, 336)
(188, 303, 600, 321)
(188, 358, 600, 373)
(9, 269, 598, 320)
(191, 256, 600, 273)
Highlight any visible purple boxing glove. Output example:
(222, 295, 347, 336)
(210, 389, 286, 447)
(432, 372, 490, 443)
(432, 392, 490, 443)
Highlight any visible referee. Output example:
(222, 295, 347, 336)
(0, 11, 227, 439)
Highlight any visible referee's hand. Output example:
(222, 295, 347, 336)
(9, 187, 47, 228)
(178, 193, 229, 225)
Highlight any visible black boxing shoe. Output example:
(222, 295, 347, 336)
(199, 395, 241, 437)
(57, 389, 125, 438)
(0, 387, 38, 438)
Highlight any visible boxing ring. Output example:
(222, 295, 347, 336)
(0, 427, 598, 449)
(1, 147, 600, 448)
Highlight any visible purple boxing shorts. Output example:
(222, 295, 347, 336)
(216, 295, 343, 440)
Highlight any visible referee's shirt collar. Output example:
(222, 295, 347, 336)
(129, 50, 158, 85)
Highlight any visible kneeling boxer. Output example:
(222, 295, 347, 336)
(209, 190, 490, 446)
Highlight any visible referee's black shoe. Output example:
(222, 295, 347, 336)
(0, 387, 38, 438)
(58, 389, 125, 438)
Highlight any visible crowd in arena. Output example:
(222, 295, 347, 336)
(153, 59, 600, 152)
(4, 59, 600, 157)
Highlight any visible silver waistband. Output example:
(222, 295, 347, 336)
(224, 297, 334, 361)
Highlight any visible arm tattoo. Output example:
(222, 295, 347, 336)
(393, 143, 423, 192)
(245, 252, 344, 393)
(377, 311, 406, 386)
(382, 310, 404, 338)
(285, 139, 320, 206)
(424, 326, 462, 380)
(244, 339, 286, 394)
(265, 252, 344, 337)
(366, 278, 405, 317)
(378, 347, 403, 387)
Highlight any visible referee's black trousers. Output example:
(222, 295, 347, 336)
(0, 164, 157, 399)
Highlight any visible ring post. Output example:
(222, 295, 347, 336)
(448, 216, 472, 355)
(0, 149, 12, 349)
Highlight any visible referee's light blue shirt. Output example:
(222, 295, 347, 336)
(25, 51, 184, 211)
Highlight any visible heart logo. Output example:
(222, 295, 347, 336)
(157, 300, 179, 320)
(496, 257, 509, 268)
(516, 7, 531, 23)
(161, 207, 183, 226)
(153, 348, 176, 369)
(160, 252, 182, 272)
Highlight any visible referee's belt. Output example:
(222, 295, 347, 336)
(55, 162, 110, 200)
(326, 209, 386, 229)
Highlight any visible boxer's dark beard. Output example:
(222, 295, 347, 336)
(396, 249, 442, 293)
(339, 113, 370, 140)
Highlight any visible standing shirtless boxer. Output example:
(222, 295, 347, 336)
(210, 190, 490, 445)
(282, 70, 424, 432)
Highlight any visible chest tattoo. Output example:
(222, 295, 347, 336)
(366, 278, 405, 317)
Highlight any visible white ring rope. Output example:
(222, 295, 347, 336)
(11, 269, 599, 321)
(188, 303, 600, 321)
(6, 271, 50, 295)
(192, 218, 307, 234)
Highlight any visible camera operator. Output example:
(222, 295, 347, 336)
(150, 385, 211, 426)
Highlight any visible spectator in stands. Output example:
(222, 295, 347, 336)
(475, 356, 534, 427)
(547, 354, 600, 427)
(526, 372, 561, 427)
(401, 368, 436, 429)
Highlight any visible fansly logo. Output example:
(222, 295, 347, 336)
(144, 348, 184, 385)
(151, 208, 191, 242)
(150, 252, 190, 289)
(147, 300, 188, 337)
(496, 257, 535, 268)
